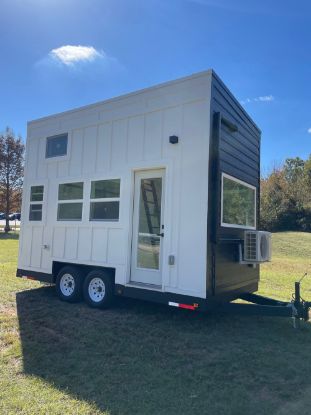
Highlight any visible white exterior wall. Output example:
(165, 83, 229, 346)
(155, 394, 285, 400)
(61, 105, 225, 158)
(18, 71, 212, 299)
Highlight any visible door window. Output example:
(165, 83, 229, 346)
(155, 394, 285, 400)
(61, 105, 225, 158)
(137, 177, 162, 270)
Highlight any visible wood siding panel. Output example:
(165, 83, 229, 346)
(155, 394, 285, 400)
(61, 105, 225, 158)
(26, 139, 39, 180)
(210, 73, 261, 297)
(107, 229, 126, 265)
(96, 123, 112, 173)
(127, 115, 144, 163)
(30, 227, 43, 268)
(144, 111, 162, 160)
(111, 119, 127, 170)
(69, 129, 84, 177)
(77, 228, 92, 261)
(52, 228, 65, 259)
(83, 126, 98, 175)
(65, 228, 78, 260)
(91, 228, 108, 262)
(177, 100, 209, 294)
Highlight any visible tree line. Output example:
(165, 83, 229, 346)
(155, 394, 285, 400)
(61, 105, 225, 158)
(260, 155, 311, 232)
(0, 128, 25, 232)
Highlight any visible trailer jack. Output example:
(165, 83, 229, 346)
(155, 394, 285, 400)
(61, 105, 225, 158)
(215, 281, 311, 327)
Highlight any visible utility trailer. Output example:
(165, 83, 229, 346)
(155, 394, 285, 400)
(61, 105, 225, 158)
(17, 70, 310, 324)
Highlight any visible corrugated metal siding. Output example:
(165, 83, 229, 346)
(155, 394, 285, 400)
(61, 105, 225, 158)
(209, 72, 261, 298)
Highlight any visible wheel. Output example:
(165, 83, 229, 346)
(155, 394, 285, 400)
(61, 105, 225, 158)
(83, 270, 114, 309)
(56, 266, 84, 303)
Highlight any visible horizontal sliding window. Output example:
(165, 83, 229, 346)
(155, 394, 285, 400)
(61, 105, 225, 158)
(90, 179, 120, 221)
(58, 182, 83, 221)
(29, 185, 44, 221)
(221, 173, 256, 229)
(46, 134, 68, 158)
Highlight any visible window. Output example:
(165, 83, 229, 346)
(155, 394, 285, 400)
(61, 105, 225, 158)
(29, 185, 44, 221)
(46, 134, 68, 158)
(57, 182, 83, 221)
(221, 173, 256, 229)
(90, 179, 120, 221)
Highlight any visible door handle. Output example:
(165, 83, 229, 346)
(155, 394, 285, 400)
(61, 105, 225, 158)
(157, 233, 164, 237)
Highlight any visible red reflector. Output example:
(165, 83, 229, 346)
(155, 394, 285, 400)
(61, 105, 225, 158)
(27, 276, 36, 280)
(178, 303, 196, 310)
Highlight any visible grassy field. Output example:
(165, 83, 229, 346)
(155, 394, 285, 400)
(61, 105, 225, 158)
(1, 232, 311, 415)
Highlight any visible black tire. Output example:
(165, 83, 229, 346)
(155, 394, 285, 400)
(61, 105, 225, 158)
(55, 266, 84, 303)
(83, 270, 114, 309)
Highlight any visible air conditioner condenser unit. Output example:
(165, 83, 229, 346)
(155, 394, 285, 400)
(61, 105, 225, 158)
(243, 230, 272, 263)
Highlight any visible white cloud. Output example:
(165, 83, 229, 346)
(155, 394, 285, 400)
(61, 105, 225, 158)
(257, 95, 274, 102)
(240, 95, 275, 105)
(49, 45, 104, 66)
(308, 128, 311, 134)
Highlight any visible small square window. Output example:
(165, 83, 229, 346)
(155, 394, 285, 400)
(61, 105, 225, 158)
(29, 204, 42, 221)
(46, 134, 68, 158)
(30, 186, 44, 202)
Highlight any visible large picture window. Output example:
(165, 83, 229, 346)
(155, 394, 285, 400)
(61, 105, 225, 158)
(57, 182, 83, 221)
(221, 173, 256, 229)
(29, 185, 44, 221)
(90, 179, 120, 221)
(46, 133, 68, 158)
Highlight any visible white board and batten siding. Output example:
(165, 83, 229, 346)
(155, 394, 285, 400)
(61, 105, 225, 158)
(18, 71, 213, 299)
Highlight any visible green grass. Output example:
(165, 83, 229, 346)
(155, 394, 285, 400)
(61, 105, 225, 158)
(1, 232, 311, 415)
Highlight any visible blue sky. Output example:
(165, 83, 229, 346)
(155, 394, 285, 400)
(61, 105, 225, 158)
(0, 0, 310, 170)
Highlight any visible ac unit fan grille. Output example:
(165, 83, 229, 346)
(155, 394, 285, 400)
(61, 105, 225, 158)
(245, 233, 257, 261)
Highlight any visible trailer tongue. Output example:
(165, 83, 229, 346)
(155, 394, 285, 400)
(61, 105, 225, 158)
(210, 281, 311, 327)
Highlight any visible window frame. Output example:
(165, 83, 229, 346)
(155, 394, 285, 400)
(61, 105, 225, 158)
(45, 133, 68, 159)
(89, 179, 121, 222)
(220, 172, 257, 230)
(29, 185, 44, 221)
(57, 181, 84, 222)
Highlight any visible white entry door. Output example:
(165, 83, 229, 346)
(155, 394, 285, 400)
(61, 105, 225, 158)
(130, 169, 165, 286)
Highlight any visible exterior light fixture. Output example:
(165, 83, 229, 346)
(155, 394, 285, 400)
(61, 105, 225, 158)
(169, 135, 179, 144)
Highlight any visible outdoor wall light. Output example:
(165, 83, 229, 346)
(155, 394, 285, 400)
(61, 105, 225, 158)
(169, 135, 179, 144)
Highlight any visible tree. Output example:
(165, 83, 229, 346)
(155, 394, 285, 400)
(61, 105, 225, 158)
(260, 169, 289, 231)
(260, 155, 311, 232)
(0, 128, 25, 233)
(283, 157, 305, 183)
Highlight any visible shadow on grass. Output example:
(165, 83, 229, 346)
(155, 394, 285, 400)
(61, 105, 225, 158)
(17, 286, 311, 415)
(0, 232, 19, 240)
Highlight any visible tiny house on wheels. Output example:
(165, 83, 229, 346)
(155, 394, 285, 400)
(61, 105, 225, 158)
(16, 70, 310, 322)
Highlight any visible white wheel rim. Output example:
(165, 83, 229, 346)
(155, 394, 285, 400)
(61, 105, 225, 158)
(88, 277, 106, 302)
(60, 273, 75, 296)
